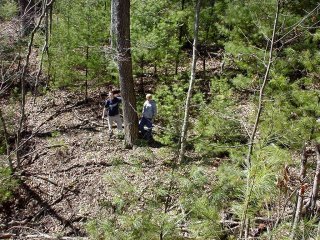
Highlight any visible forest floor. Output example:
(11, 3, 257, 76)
(0, 19, 221, 239)
(0, 89, 216, 239)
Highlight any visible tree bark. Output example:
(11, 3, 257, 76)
(139, 57, 145, 94)
(110, 0, 116, 49)
(291, 146, 308, 240)
(19, 0, 35, 37)
(245, 0, 280, 169)
(114, 0, 138, 148)
(175, 0, 186, 75)
(85, 6, 90, 102)
(178, 0, 201, 163)
(34, 1, 50, 103)
(16, 0, 55, 168)
(308, 144, 320, 216)
(0, 108, 13, 171)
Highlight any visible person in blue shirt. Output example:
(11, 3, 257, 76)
(102, 91, 123, 134)
(139, 94, 157, 140)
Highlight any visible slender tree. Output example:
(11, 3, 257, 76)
(239, 1, 280, 238)
(0, 108, 12, 171)
(110, 0, 116, 49)
(309, 144, 320, 215)
(178, 0, 201, 163)
(16, 0, 54, 168)
(113, 0, 138, 148)
(34, 2, 50, 102)
(291, 146, 308, 239)
(19, 0, 35, 36)
(175, 0, 186, 75)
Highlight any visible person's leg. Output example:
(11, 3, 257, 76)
(145, 118, 153, 140)
(145, 118, 153, 130)
(108, 116, 117, 136)
(139, 117, 147, 136)
(107, 116, 113, 132)
(114, 114, 123, 133)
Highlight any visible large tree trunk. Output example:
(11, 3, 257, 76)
(178, 0, 201, 163)
(114, 0, 138, 148)
(19, 0, 35, 37)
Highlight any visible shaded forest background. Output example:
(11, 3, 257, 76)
(0, 0, 320, 239)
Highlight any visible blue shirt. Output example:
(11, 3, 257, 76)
(105, 97, 121, 116)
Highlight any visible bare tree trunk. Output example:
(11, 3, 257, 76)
(16, 0, 55, 168)
(175, 0, 186, 75)
(47, 3, 53, 86)
(114, 0, 138, 148)
(307, 144, 320, 216)
(245, 0, 280, 169)
(154, 63, 157, 76)
(178, 0, 201, 163)
(19, 0, 35, 37)
(85, 6, 90, 102)
(291, 146, 308, 240)
(0, 108, 13, 171)
(34, 1, 50, 103)
(110, 0, 116, 48)
(239, 1, 280, 238)
(139, 58, 145, 94)
(85, 45, 89, 102)
(202, 57, 206, 77)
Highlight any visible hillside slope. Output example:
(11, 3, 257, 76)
(0, 90, 176, 238)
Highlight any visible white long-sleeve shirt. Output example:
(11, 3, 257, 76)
(142, 100, 157, 119)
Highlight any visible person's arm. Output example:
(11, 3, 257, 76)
(102, 107, 106, 119)
(153, 101, 157, 118)
(102, 100, 109, 118)
(142, 101, 146, 116)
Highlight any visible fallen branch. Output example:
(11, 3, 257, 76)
(20, 182, 83, 235)
(57, 161, 114, 172)
(7, 101, 84, 165)
(73, 109, 103, 127)
(21, 172, 79, 195)
(20, 144, 66, 166)
(0, 233, 16, 239)
(25, 235, 88, 240)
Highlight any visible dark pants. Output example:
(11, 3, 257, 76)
(139, 117, 153, 140)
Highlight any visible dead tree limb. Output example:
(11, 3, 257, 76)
(308, 144, 320, 216)
(0, 107, 13, 171)
(291, 146, 308, 240)
(178, 0, 201, 163)
(33, 0, 50, 103)
(16, 0, 55, 169)
(20, 182, 83, 235)
(8, 100, 76, 164)
(239, 1, 280, 239)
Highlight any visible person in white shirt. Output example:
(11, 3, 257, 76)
(139, 94, 157, 139)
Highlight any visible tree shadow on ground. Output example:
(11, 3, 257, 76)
(1, 182, 86, 237)
(137, 134, 165, 148)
